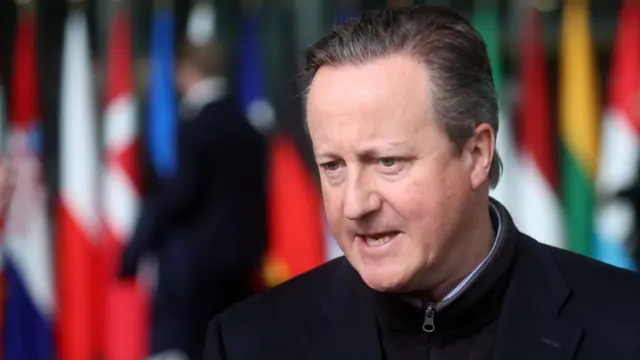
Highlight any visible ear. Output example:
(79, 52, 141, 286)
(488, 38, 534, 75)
(464, 123, 495, 190)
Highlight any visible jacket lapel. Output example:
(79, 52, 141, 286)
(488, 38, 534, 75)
(495, 235, 583, 360)
(304, 259, 383, 360)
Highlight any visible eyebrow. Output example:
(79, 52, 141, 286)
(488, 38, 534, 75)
(315, 141, 412, 160)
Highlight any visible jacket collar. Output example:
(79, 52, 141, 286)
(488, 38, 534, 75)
(303, 259, 383, 360)
(310, 199, 583, 360)
(371, 199, 514, 337)
(494, 230, 583, 360)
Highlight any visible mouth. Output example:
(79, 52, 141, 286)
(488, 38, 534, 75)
(356, 231, 401, 247)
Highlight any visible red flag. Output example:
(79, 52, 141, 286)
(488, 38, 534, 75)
(57, 8, 100, 360)
(593, 0, 640, 269)
(520, 8, 555, 188)
(607, 0, 640, 130)
(263, 134, 325, 287)
(102, 8, 148, 360)
(515, 7, 565, 248)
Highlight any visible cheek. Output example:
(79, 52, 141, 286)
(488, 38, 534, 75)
(387, 162, 464, 233)
(404, 166, 452, 211)
(321, 183, 344, 233)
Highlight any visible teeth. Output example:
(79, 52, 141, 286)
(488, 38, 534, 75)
(365, 235, 393, 247)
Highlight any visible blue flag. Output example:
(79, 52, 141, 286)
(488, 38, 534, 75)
(238, 12, 266, 112)
(148, 7, 177, 178)
(334, 7, 360, 26)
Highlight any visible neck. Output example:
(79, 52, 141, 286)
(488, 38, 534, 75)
(181, 76, 227, 110)
(418, 200, 496, 302)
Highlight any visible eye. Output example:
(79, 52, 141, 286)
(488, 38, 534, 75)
(379, 158, 398, 167)
(377, 157, 406, 174)
(319, 160, 346, 180)
(320, 161, 341, 172)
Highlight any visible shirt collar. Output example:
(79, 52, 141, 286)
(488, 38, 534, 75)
(371, 199, 515, 335)
(440, 201, 502, 304)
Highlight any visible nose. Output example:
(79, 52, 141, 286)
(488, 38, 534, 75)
(342, 172, 382, 220)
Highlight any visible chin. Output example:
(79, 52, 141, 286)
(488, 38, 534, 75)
(357, 264, 414, 293)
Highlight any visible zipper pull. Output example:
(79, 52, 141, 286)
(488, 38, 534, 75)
(422, 303, 436, 333)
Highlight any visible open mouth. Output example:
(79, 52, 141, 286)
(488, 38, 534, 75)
(357, 231, 400, 247)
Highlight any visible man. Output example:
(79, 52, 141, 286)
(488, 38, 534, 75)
(120, 41, 268, 360)
(203, 6, 640, 360)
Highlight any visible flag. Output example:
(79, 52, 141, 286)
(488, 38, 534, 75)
(517, 7, 564, 248)
(0, 75, 5, 228)
(473, 0, 521, 215)
(559, 0, 599, 257)
(594, 0, 640, 270)
(237, 11, 274, 133)
(0, 74, 5, 356)
(0, 75, 6, 153)
(264, 135, 325, 286)
(57, 8, 100, 360)
(102, 7, 149, 360)
(334, 5, 359, 25)
(3, 11, 55, 360)
(0, 74, 5, 224)
(148, 5, 177, 178)
(238, 11, 324, 287)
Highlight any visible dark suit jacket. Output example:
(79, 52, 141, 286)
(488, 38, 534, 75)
(203, 205, 640, 360)
(123, 94, 268, 355)
(125, 93, 268, 274)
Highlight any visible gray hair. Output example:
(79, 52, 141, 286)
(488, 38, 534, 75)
(300, 5, 502, 188)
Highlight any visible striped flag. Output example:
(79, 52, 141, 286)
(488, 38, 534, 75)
(238, 10, 324, 287)
(102, 7, 149, 360)
(594, 0, 640, 269)
(3, 11, 55, 360)
(148, 4, 177, 178)
(57, 8, 101, 360)
(473, 0, 521, 215)
(517, 7, 564, 248)
(559, 0, 599, 257)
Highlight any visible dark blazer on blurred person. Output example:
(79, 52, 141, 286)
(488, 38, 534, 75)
(120, 42, 268, 360)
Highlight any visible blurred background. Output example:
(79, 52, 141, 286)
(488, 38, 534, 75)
(0, 0, 639, 359)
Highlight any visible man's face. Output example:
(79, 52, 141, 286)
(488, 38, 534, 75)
(175, 60, 198, 96)
(306, 54, 492, 293)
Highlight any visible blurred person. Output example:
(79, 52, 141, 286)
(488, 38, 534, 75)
(120, 41, 268, 360)
(203, 6, 640, 360)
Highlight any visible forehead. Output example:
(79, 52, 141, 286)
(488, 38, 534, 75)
(308, 53, 429, 106)
(306, 54, 433, 143)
